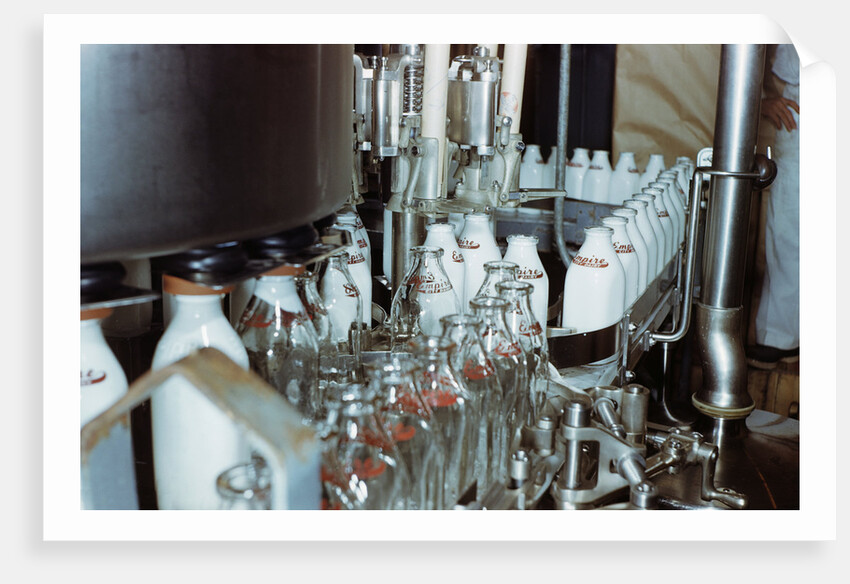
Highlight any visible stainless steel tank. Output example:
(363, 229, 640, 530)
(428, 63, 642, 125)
(81, 44, 354, 263)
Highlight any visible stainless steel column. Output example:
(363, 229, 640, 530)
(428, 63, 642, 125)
(693, 45, 766, 424)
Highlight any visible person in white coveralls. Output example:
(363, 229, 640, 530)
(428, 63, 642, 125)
(747, 44, 800, 369)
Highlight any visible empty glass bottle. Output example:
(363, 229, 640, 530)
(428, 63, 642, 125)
(319, 383, 411, 510)
(295, 268, 340, 408)
(389, 246, 462, 352)
(471, 260, 519, 309)
(496, 280, 549, 428)
(319, 250, 363, 365)
(216, 460, 272, 510)
(366, 357, 445, 510)
(237, 264, 321, 423)
(439, 314, 503, 494)
(408, 336, 475, 507)
(468, 296, 527, 482)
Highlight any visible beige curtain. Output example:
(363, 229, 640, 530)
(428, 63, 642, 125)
(612, 44, 721, 171)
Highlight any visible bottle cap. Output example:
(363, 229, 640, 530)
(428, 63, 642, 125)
(162, 274, 234, 296)
(80, 307, 113, 321)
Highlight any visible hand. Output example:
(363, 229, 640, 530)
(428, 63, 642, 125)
(761, 96, 799, 132)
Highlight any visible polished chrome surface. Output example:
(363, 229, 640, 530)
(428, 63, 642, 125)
(701, 44, 766, 309)
(552, 44, 574, 268)
(692, 303, 753, 416)
(81, 45, 354, 263)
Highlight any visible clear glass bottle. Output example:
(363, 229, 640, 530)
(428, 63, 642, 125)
(237, 264, 321, 423)
(295, 268, 340, 401)
(389, 245, 462, 352)
(560, 226, 626, 334)
(319, 383, 411, 510)
(336, 209, 372, 271)
(216, 460, 272, 510)
(471, 260, 519, 309)
(366, 357, 445, 510)
(319, 250, 363, 363)
(151, 275, 250, 510)
(80, 307, 128, 427)
(408, 336, 475, 507)
(468, 296, 527, 482)
(332, 221, 372, 329)
(495, 281, 549, 428)
(438, 314, 503, 495)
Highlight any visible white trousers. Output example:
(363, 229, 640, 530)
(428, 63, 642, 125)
(755, 82, 799, 350)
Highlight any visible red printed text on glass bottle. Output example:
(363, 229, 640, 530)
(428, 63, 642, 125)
(80, 369, 107, 385)
(343, 283, 360, 298)
(390, 422, 417, 443)
(457, 238, 481, 250)
(494, 339, 522, 358)
(572, 254, 609, 268)
(519, 321, 543, 337)
(350, 457, 387, 480)
(462, 358, 496, 380)
(613, 243, 636, 254)
(451, 250, 465, 264)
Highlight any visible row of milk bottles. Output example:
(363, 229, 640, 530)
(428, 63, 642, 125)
(520, 146, 694, 207)
(561, 156, 695, 333)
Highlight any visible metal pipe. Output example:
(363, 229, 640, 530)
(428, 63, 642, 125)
(648, 169, 703, 344)
(701, 44, 765, 309)
(693, 44, 765, 423)
(552, 44, 573, 267)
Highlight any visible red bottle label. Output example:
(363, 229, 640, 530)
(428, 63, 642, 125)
(357, 238, 368, 249)
(613, 243, 635, 254)
(391, 422, 417, 442)
(628, 167, 639, 174)
(658, 211, 669, 218)
(589, 165, 603, 170)
(451, 250, 464, 263)
(350, 457, 387, 480)
(517, 267, 544, 280)
(80, 369, 107, 386)
(421, 388, 459, 408)
(240, 312, 274, 328)
(457, 239, 480, 250)
(567, 162, 584, 168)
(572, 255, 609, 268)
(463, 358, 496, 380)
(348, 252, 366, 265)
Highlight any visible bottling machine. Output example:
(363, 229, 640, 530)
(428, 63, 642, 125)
(79, 43, 799, 511)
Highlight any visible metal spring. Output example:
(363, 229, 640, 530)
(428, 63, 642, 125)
(403, 63, 423, 116)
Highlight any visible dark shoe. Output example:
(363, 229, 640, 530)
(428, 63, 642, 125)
(746, 344, 799, 370)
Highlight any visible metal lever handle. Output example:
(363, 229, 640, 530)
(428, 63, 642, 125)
(697, 443, 748, 509)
